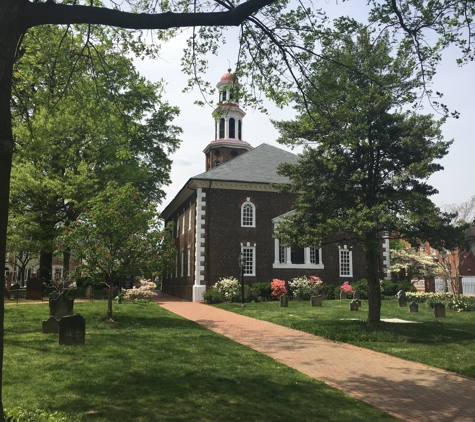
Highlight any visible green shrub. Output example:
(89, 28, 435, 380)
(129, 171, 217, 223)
(396, 279, 417, 293)
(380, 280, 398, 297)
(245, 282, 271, 302)
(202, 287, 225, 304)
(352, 279, 368, 299)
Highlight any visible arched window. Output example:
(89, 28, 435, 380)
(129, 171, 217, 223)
(229, 118, 235, 138)
(219, 118, 225, 138)
(241, 201, 255, 227)
(238, 119, 242, 140)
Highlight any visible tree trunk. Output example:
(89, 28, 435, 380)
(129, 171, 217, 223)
(365, 246, 382, 327)
(0, 2, 23, 419)
(39, 251, 53, 282)
(107, 278, 114, 321)
(62, 249, 70, 279)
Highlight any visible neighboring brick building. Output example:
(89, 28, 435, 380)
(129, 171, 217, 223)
(161, 70, 388, 301)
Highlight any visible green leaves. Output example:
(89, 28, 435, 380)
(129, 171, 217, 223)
(57, 182, 176, 284)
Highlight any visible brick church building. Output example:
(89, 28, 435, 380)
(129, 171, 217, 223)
(161, 70, 390, 301)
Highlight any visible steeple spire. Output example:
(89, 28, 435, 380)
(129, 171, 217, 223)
(203, 70, 253, 171)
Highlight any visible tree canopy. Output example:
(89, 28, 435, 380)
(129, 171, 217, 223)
(57, 182, 176, 320)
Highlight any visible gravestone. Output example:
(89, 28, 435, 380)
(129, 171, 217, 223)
(349, 300, 359, 311)
(353, 289, 360, 300)
(49, 291, 74, 319)
(397, 290, 407, 307)
(42, 316, 59, 334)
(85, 285, 94, 300)
(310, 295, 323, 307)
(58, 314, 85, 345)
(409, 301, 419, 313)
(354, 299, 361, 308)
(434, 302, 446, 318)
(340, 291, 347, 300)
(280, 295, 288, 307)
(25, 278, 44, 300)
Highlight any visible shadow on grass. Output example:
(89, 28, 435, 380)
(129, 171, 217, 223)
(42, 368, 396, 422)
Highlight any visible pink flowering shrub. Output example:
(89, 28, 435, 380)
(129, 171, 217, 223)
(271, 279, 287, 299)
(340, 281, 354, 293)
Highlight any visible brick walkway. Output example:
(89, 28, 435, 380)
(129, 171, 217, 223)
(153, 292, 475, 422)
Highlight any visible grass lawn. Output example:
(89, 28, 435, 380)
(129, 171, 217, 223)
(215, 299, 475, 378)
(4, 301, 398, 422)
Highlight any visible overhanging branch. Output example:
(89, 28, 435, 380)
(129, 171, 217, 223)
(21, 0, 277, 30)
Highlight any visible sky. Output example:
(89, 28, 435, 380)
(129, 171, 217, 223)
(133, 1, 475, 212)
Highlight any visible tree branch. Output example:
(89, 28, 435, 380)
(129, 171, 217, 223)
(21, 0, 276, 30)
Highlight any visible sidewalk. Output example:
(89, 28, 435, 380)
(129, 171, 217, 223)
(153, 292, 475, 422)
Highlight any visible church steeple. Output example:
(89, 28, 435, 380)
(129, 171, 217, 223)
(203, 69, 253, 171)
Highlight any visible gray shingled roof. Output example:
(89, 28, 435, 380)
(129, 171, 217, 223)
(193, 143, 299, 184)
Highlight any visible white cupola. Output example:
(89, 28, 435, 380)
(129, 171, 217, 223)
(203, 69, 253, 171)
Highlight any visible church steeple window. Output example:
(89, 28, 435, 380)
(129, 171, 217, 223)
(229, 118, 235, 138)
(221, 90, 227, 101)
(219, 118, 225, 139)
(238, 119, 242, 140)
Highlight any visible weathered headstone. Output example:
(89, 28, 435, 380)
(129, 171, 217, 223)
(434, 302, 446, 318)
(310, 295, 323, 307)
(397, 290, 407, 307)
(340, 290, 347, 300)
(409, 301, 419, 313)
(42, 316, 60, 334)
(58, 314, 85, 345)
(349, 300, 359, 311)
(49, 291, 74, 319)
(354, 289, 360, 300)
(354, 299, 361, 308)
(25, 278, 44, 300)
(280, 295, 289, 307)
(85, 285, 94, 300)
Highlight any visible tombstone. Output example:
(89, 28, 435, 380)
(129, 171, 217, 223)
(354, 299, 361, 308)
(58, 314, 85, 345)
(349, 300, 359, 311)
(49, 291, 74, 319)
(310, 295, 323, 307)
(397, 290, 407, 307)
(85, 285, 94, 300)
(353, 289, 360, 300)
(25, 278, 44, 300)
(280, 295, 289, 307)
(409, 301, 419, 313)
(340, 290, 347, 300)
(42, 316, 60, 334)
(434, 302, 446, 318)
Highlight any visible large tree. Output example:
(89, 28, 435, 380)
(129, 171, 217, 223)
(0, 3, 320, 415)
(8, 24, 181, 280)
(274, 21, 456, 327)
(57, 182, 176, 321)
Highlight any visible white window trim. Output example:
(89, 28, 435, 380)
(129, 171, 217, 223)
(241, 243, 256, 276)
(188, 210, 192, 232)
(241, 199, 256, 228)
(175, 252, 178, 277)
(181, 250, 184, 277)
(182, 216, 185, 235)
(272, 237, 324, 269)
(339, 245, 353, 278)
(176, 218, 180, 238)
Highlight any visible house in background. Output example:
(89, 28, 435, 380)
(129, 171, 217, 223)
(161, 70, 390, 301)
